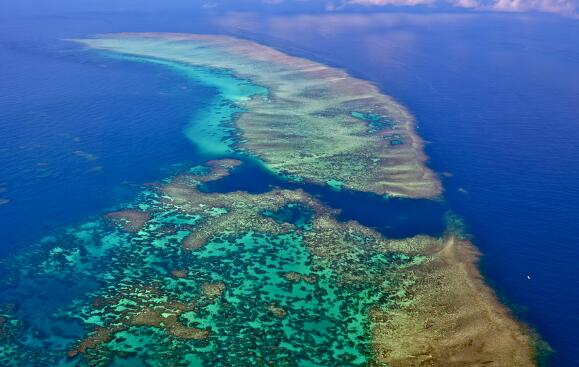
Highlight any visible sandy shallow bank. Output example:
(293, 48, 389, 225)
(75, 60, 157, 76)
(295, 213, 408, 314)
(371, 236, 537, 367)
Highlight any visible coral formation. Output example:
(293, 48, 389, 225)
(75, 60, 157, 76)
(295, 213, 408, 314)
(0, 159, 534, 366)
(370, 236, 536, 367)
(76, 33, 441, 198)
(104, 209, 150, 233)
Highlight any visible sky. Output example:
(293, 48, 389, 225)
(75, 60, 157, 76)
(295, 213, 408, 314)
(1, 0, 577, 18)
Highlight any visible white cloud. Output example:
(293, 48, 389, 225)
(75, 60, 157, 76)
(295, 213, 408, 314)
(342, 0, 577, 16)
(451, 0, 480, 8)
(490, 0, 576, 14)
(347, 0, 435, 5)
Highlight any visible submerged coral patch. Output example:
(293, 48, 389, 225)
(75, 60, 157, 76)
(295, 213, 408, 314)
(104, 209, 150, 233)
(261, 202, 315, 230)
(351, 111, 395, 133)
(0, 160, 536, 366)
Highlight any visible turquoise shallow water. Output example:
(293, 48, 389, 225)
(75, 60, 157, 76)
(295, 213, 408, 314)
(111, 55, 268, 157)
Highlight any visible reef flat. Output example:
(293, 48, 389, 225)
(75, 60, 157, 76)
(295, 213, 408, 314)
(0, 160, 535, 366)
(76, 33, 441, 198)
(371, 236, 536, 366)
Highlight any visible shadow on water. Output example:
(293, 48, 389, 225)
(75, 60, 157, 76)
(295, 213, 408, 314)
(201, 159, 447, 239)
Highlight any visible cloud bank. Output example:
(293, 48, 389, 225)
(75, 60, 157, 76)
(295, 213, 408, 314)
(343, 0, 577, 16)
(490, 0, 576, 14)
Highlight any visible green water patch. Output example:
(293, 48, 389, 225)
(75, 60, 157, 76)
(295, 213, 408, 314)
(326, 179, 344, 191)
(351, 111, 395, 133)
(384, 133, 405, 146)
(351, 111, 405, 145)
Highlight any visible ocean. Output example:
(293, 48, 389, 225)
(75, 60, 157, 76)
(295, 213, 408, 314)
(0, 7, 578, 366)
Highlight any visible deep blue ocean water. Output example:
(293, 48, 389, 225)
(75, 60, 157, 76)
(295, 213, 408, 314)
(1, 7, 578, 366)
(0, 25, 216, 250)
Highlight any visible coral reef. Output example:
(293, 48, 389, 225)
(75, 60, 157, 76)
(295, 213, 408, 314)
(370, 236, 536, 367)
(104, 209, 150, 233)
(0, 159, 536, 366)
(76, 33, 441, 198)
(1, 30, 540, 364)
